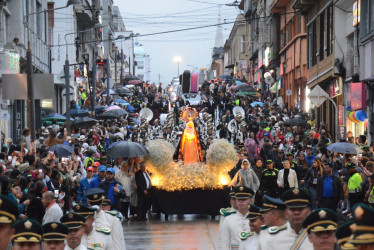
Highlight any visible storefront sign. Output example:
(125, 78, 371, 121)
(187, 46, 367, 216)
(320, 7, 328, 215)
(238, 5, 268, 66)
(350, 82, 367, 110)
(239, 60, 247, 69)
(338, 105, 344, 125)
(329, 78, 342, 98)
(338, 125, 346, 141)
(353, 0, 360, 27)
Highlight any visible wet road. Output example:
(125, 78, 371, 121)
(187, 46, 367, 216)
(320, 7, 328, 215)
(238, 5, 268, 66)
(123, 214, 220, 250)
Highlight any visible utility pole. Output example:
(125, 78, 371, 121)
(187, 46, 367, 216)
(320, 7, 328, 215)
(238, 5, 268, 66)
(64, 55, 71, 134)
(120, 48, 123, 86)
(91, 46, 96, 114)
(106, 59, 110, 105)
(114, 51, 117, 88)
(26, 42, 35, 142)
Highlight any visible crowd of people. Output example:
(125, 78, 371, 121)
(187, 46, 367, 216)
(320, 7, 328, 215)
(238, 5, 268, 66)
(0, 77, 373, 249)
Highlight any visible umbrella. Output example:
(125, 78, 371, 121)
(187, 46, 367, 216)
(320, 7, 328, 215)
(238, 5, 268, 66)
(235, 84, 255, 92)
(42, 113, 67, 121)
(327, 142, 363, 154)
(116, 87, 133, 97)
(218, 75, 232, 80)
(236, 91, 260, 97)
(128, 79, 142, 84)
(124, 75, 140, 81)
(71, 117, 98, 129)
(250, 101, 264, 107)
(106, 105, 121, 111)
(112, 99, 129, 105)
(100, 89, 116, 96)
(65, 109, 90, 118)
(235, 80, 244, 85)
(95, 105, 107, 114)
(283, 118, 308, 126)
(107, 141, 149, 158)
(48, 144, 74, 158)
(97, 109, 128, 119)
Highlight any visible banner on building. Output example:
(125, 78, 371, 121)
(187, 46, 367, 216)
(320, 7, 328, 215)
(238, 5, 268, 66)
(2, 74, 54, 100)
(350, 81, 367, 110)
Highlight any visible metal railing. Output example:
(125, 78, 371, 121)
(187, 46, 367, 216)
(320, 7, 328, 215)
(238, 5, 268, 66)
(20, 27, 50, 73)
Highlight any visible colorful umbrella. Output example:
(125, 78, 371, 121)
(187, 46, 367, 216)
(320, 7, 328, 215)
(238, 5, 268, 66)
(218, 75, 232, 80)
(106, 105, 121, 112)
(128, 79, 142, 84)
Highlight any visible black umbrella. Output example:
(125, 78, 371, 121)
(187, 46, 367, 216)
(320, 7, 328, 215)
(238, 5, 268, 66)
(97, 109, 128, 119)
(284, 118, 308, 126)
(71, 117, 98, 129)
(116, 87, 133, 97)
(107, 141, 149, 158)
(235, 84, 255, 92)
(124, 75, 140, 81)
(66, 109, 90, 118)
(95, 105, 108, 115)
(48, 144, 74, 158)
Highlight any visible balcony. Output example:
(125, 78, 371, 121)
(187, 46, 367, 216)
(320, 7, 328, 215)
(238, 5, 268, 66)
(291, 0, 315, 12)
(20, 27, 50, 73)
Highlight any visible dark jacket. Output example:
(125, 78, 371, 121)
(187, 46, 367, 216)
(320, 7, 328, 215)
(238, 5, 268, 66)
(135, 170, 151, 194)
(316, 175, 344, 204)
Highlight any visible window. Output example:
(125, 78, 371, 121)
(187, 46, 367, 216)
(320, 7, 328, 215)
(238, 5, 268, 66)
(36, 1, 42, 37)
(137, 61, 144, 69)
(319, 10, 325, 61)
(241, 35, 245, 52)
(347, 34, 354, 77)
(308, 21, 317, 68)
(298, 13, 302, 34)
(326, 5, 333, 56)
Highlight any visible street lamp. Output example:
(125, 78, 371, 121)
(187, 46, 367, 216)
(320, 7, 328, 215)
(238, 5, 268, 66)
(174, 56, 182, 76)
(23, 0, 80, 144)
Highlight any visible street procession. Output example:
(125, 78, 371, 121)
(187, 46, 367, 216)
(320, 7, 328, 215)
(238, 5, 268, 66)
(0, 0, 374, 249)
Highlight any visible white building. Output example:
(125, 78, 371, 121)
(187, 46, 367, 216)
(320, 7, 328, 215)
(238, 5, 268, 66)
(134, 42, 151, 82)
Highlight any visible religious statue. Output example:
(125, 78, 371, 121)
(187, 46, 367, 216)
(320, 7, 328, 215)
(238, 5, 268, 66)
(174, 108, 203, 164)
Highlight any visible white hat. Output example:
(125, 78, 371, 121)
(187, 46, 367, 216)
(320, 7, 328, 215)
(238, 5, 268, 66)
(82, 143, 89, 149)
(43, 129, 50, 135)
(78, 135, 86, 141)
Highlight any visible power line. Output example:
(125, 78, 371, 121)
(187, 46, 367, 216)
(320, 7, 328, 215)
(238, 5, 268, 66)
(50, 11, 299, 47)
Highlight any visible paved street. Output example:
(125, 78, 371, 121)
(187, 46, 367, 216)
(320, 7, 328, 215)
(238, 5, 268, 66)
(124, 215, 220, 250)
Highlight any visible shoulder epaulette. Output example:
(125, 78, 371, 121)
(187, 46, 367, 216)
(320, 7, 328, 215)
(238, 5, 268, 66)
(96, 227, 111, 235)
(260, 225, 268, 231)
(223, 211, 236, 217)
(268, 224, 287, 234)
(220, 207, 230, 215)
(239, 231, 254, 240)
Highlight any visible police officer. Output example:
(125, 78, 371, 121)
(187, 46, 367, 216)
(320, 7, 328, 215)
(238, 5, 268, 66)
(219, 186, 254, 250)
(11, 219, 43, 250)
(259, 160, 279, 198)
(85, 188, 126, 250)
(281, 188, 313, 250)
(219, 189, 238, 228)
(302, 208, 338, 250)
(258, 195, 291, 250)
(42, 222, 69, 250)
(0, 195, 19, 250)
(286, 152, 298, 171)
(349, 203, 374, 249)
(347, 162, 363, 208)
(61, 213, 87, 250)
(74, 204, 113, 250)
(335, 221, 354, 250)
(239, 205, 264, 250)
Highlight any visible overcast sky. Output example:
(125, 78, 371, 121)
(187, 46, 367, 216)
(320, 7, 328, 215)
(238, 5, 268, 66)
(113, 0, 240, 85)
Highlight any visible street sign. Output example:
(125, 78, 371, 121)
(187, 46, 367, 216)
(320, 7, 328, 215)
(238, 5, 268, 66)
(308, 85, 329, 107)
(286, 90, 292, 96)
